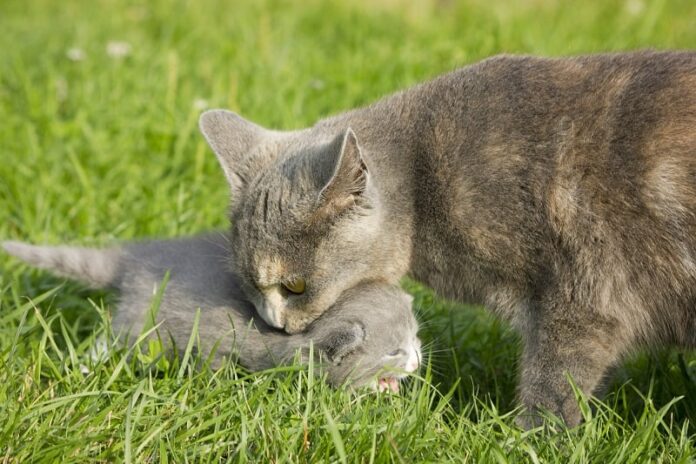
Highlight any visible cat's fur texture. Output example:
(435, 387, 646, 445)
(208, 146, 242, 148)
(199, 51, 696, 426)
(3, 235, 421, 390)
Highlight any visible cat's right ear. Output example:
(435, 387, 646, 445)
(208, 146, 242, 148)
(315, 128, 370, 219)
(199, 110, 270, 197)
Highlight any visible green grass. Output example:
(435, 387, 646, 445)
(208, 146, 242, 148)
(2, 0, 696, 461)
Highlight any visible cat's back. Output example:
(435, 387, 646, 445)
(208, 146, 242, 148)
(114, 233, 254, 330)
(113, 233, 263, 355)
(409, 51, 696, 316)
(450, 50, 695, 101)
(423, 50, 694, 141)
(468, 51, 696, 232)
(429, 50, 696, 225)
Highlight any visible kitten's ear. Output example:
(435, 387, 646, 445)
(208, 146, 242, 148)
(199, 109, 270, 196)
(316, 129, 369, 216)
(318, 322, 366, 364)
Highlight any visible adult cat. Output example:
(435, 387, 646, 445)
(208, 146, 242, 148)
(199, 51, 696, 426)
(3, 235, 421, 391)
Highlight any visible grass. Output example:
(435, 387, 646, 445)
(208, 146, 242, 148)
(1, 0, 696, 461)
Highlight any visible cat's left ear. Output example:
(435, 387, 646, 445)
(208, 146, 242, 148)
(199, 109, 272, 197)
(318, 322, 365, 364)
(317, 129, 369, 215)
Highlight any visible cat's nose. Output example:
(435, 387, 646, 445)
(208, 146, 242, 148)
(405, 348, 420, 372)
(257, 300, 285, 329)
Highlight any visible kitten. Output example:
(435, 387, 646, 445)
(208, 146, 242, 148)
(3, 234, 421, 391)
(198, 50, 696, 426)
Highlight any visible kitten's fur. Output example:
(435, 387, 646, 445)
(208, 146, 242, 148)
(3, 235, 421, 389)
(199, 51, 696, 426)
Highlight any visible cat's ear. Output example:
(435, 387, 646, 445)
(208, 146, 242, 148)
(199, 109, 270, 196)
(318, 322, 365, 364)
(316, 129, 369, 216)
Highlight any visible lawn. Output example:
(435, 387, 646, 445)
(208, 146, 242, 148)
(1, 0, 696, 461)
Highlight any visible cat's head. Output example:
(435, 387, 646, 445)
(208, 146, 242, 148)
(308, 283, 421, 390)
(200, 110, 407, 334)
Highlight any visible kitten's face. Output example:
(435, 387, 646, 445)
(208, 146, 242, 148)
(309, 284, 421, 391)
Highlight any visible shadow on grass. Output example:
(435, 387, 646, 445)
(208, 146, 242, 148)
(405, 279, 696, 431)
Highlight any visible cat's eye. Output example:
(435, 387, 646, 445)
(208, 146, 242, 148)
(389, 349, 406, 357)
(282, 277, 306, 295)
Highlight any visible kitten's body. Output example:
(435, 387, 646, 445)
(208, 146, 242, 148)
(3, 235, 420, 389)
(200, 51, 696, 425)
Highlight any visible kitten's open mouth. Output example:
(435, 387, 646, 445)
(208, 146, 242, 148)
(377, 377, 400, 393)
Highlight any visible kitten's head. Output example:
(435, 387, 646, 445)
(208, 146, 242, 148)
(308, 283, 421, 390)
(200, 110, 406, 334)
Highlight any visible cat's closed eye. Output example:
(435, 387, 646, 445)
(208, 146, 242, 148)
(388, 348, 406, 357)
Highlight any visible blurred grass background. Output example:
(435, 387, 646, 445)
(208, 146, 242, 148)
(1, 0, 695, 461)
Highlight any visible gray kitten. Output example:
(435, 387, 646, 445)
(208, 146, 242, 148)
(3, 235, 421, 391)
(198, 51, 696, 426)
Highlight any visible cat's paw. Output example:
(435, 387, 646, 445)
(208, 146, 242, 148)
(514, 404, 580, 431)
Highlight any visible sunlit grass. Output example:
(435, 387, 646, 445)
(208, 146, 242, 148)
(1, 0, 695, 460)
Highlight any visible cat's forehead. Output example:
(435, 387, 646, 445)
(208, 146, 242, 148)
(257, 134, 337, 191)
(235, 175, 319, 239)
(250, 246, 319, 284)
(339, 287, 417, 333)
(253, 254, 287, 284)
(362, 312, 418, 355)
(241, 158, 322, 220)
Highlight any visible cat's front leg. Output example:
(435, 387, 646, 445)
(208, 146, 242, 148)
(515, 297, 628, 429)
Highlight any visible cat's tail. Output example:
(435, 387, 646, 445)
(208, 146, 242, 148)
(2, 241, 122, 288)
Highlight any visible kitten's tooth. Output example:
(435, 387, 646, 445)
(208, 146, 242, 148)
(389, 378, 399, 393)
(377, 377, 399, 393)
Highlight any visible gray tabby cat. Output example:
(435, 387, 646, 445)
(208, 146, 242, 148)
(198, 50, 696, 426)
(3, 235, 421, 391)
